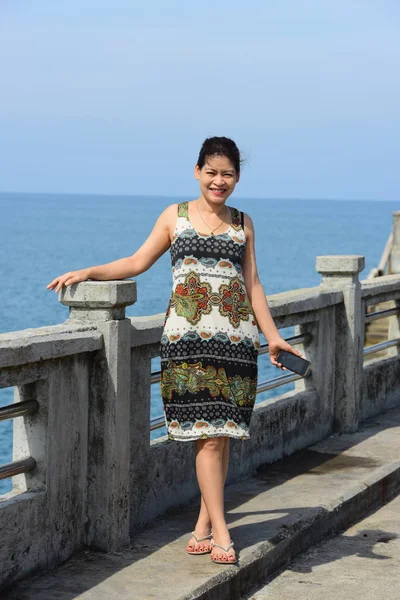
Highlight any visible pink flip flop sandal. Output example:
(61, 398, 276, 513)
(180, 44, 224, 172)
(210, 539, 238, 564)
(186, 531, 213, 555)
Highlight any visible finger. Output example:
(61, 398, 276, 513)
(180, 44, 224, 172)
(66, 276, 83, 288)
(57, 280, 72, 292)
(64, 278, 77, 287)
(47, 279, 59, 289)
(55, 278, 70, 292)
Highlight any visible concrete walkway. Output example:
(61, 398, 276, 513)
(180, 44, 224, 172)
(2, 407, 400, 600)
(248, 493, 400, 599)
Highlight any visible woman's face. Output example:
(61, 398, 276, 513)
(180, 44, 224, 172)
(194, 154, 240, 205)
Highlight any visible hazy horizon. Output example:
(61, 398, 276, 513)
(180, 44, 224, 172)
(0, 190, 398, 204)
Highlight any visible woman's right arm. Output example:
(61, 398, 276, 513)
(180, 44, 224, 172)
(47, 203, 178, 293)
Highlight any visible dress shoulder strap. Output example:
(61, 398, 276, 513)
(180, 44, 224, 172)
(230, 206, 243, 232)
(178, 201, 189, 218)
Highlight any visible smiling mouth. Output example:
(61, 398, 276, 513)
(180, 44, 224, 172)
(210, 188, 226, 194)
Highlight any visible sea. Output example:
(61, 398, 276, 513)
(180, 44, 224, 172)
(0, 192, 398, 494)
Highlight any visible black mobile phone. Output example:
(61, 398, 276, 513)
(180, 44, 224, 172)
(276, 350, 311, 377)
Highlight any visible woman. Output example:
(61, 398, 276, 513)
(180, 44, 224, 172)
(47, 136, 302, 565)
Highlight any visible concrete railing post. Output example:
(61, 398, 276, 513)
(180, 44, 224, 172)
(388, 298, 400, 357)
(60, 280, 137, 551)
(389, 211, 400, 274)
(316, 255, 365, 433)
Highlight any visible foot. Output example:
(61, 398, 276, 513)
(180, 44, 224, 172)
(210, 537, 237, 563)
(186, 529, 213, 554)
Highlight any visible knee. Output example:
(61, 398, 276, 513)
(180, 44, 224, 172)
(197, 437, 225, 455)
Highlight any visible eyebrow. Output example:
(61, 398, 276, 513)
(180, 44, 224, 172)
(205, 167, 235, 173)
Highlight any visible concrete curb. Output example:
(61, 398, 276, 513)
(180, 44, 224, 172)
(183, 461, 400, 600)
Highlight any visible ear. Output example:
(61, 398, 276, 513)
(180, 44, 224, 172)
(194, 164, 201, 180)
(236, 171, 240, 184)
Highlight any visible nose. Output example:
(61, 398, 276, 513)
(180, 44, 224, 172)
(214, 174, 225, 187)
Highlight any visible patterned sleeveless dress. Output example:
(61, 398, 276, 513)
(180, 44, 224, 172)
(160, 201, 260, 441)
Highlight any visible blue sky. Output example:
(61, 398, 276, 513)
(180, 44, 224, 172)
(1, 1, 399, 200)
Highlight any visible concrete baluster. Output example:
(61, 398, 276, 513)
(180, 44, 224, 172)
(389, 211, 400, 274)
(316, 255, 365, 433)
(60, 280, 137, 551)
(388, 299, 400, 357)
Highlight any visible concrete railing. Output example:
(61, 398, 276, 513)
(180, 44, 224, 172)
(1, 255, 400, 589)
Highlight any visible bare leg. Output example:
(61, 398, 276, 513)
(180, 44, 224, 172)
(186, 438, 230, 553)
(191, 437, 235, 562)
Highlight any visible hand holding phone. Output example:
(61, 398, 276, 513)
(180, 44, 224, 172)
(276, 350, 311, 377)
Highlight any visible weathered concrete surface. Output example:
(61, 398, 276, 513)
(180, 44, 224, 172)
(2, 407, 400, 600)
(85, 318, 132, 552)
(262, 285, 342, 323)
(361, 272, 400, 305)
(0, 355, 90, 590)
(389, 210, 400, 274)
(248, 491, 400, 599)
(129, 314, 165, 347)
(317, 255, 365, 433)
(0, 324, 102, 370)
(60, 280, 137, 308)
(60, 280, 137, 322)
(362, 354, 400, 419)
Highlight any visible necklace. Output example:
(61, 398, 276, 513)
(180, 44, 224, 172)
(196, 201, 228, 236)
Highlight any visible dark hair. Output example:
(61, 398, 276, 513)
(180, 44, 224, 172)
(197, 136, 242, 173)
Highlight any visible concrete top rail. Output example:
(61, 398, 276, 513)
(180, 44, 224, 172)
(129, 314, 165, 347)
(264, 285, 343, 315)
(361, 273, 400, 303)
(0, 324, 102, 370)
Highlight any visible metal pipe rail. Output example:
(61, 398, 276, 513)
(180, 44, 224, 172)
(150, 332, 311, 432)
(0, 399, 39, 422)
(0, 400, 39, 481)
(0, 457, 36, 481)
(365, 306, 399, 323)
(364, 305, 400, 356)
(364, 338, 400, 356)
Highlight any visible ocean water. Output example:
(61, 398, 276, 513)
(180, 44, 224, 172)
(0, 192, 398, 494)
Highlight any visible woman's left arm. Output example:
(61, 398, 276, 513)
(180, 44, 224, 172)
(242, 212, 303, 369)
